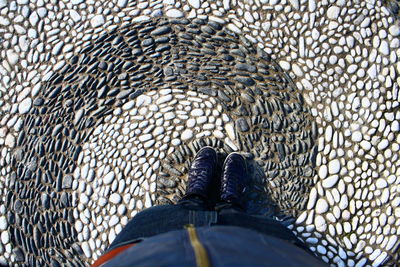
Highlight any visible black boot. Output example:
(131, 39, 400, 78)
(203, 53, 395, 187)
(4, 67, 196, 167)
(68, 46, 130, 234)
(220, 153, 248, 209)
(182, 146, 217, 201)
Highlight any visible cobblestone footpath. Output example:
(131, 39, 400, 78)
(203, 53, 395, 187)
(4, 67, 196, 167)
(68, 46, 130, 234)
(0, 0, 399, 266)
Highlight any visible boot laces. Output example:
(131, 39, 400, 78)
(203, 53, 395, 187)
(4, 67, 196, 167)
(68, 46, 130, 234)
(187, 168, 210, 190)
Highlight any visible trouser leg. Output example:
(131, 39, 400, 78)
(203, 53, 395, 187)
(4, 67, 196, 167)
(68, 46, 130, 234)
(216, 202, 300, 244)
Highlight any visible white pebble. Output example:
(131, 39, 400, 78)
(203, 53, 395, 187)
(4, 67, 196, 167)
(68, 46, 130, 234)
(379, 40, 390, 56)
(351, 131, 362, 142)
(81, 242, 92, 258)
(156, 95, 173, 105)
(318, 165, 328, 179)
(376, 178, 387, 189)
(279, 60, 291, 71)
(4, 134, 15, 148)
(110, 193, 121, 204)
(389, 25, 400, 36)
(322, 175, 339, 188)
(188, 0, 200, 8)
(104, 171, 115, 185)
(122, 100, 135, 110)
(166, 9, 184, 18)
(91, 15, 105, 28)
(117, 0, 128, 8)
(377, 139, 389, 150)
(18, 98, 32, 114)
(191, 109, 204, 116)
(0, 216, 7, 230)
(225, 123, 235, 140)
(187, 119, 196, 128)
(316, 199, 329, 214)
(289, 0, 300, 10)
(327, 6, 340, 20)
(109, 215, 120, 227)
(328, 159, 341, 174)
(308, 0, 316, 12)
(213, 130, 224, 139)
(181, 129, 193, 141)
(360, 140, 371, 151)
(69, 10, 81, 22)
(315, 215, 327, 232)
(144, 192, 152, 208)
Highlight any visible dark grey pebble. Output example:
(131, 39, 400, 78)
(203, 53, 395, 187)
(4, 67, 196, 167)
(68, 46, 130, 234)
(151, 26, 172, 36)
(71, 243, 84, 256)
(235, 76, 255, 86)
(236, 63, 257, 73)
(41, 193, 50, 209)
(14, 200, 23, 214)
(142, 38, 154, 47)
(276, 143, 285, 162)
(62, 175, 73, 189)
(273, 114, 282, 131)
(52, 124, 63, 137)
(236, 118, 250, 132)
(51, 258, 61, 267)
(155, 36, 170, 43)
(13, 247, 25, 262)
(33, 97, 44, 106)
(198, 87, 217, 97)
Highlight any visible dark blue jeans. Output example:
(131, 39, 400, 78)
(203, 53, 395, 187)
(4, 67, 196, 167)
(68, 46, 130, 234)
(108, 197, 305, 252)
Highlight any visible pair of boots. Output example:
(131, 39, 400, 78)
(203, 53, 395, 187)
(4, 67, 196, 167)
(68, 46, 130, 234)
(182, 146, 248, 210)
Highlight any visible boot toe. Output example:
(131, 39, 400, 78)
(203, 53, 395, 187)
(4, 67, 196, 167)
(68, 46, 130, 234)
(220, 152, 249, 207)
(184, 146, 217, 199)
(223, 153, 247, 177)
(196, 146, 217, 161)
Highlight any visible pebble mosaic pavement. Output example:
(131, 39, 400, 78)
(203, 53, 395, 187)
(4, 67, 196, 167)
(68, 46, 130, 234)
(0, 0, 399, 266)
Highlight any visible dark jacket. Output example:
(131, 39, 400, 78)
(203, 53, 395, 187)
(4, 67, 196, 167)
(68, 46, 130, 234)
(102, 225, 327, 267)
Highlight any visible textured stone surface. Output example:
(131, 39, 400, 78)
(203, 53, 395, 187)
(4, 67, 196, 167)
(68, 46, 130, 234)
(0, 0, 399, 266)
(1, 17, 316, 266)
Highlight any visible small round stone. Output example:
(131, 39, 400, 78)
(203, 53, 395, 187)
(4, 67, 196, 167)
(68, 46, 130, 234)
(91, 15, 105, 28)
(4, 134, 15, 148)
(322, 175, 339, 188)
(316, 199, 329, 214)
(327, 6, 340, 20)
(315, 215, 327, 232)
(110, 193, 122, 204)
(166, 9, 184, 18)
(181, 129, 193, 141)
(0, 216, 7, 230)
(104, 172, 115, 185)
(18, 98, 32, 114)
(328, 159, 341, 174)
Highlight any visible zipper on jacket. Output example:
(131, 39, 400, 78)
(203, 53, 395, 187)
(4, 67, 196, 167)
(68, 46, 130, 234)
(185, 224, 210, 267)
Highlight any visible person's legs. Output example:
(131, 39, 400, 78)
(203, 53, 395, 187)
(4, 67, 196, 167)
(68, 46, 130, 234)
(107, 196, 217, 251)
(215, 152, 303, 245)
(216, 202, 298, 242)
(107, 147, 219, 251)
(216, 203, 313, 253)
